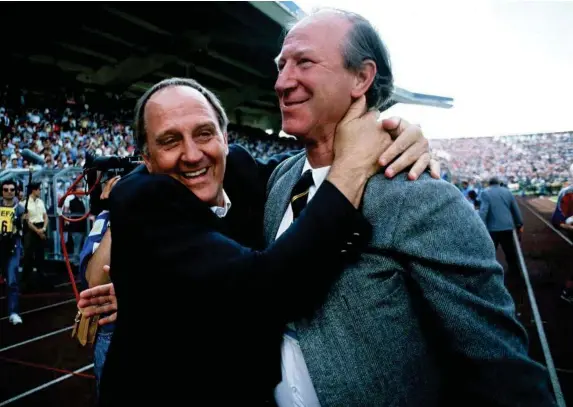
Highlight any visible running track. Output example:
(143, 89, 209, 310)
(0, 196, 571, 406)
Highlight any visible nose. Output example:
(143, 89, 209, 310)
(181, 136, 203, 165)
(274, 63, 297, 96)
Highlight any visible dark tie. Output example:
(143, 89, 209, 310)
(290, 169, 314, 220)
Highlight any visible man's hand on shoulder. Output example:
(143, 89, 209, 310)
(380, 117, 440, 181)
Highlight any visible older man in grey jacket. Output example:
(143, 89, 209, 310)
(266, 8, 554, 407)
(479, 177, 524, 275)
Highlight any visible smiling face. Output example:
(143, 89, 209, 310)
(274, 13, 357, 141)
(142, 85, 228, 207)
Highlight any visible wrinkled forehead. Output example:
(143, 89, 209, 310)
(146, 87, 217, 125)
(276, 13, 351, 62)
(147, 86, 207, 113)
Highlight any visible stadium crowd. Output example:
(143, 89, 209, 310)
(431, 132, 573, 194)
(2, 99, 571, 198)
(0, 102, 301, 173)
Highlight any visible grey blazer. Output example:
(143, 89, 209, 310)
(264, 152, 555, 407)
(479, 185, 524, 232)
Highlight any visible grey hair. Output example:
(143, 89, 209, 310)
(133, 77, 229, 154)
(287, 8, 394, 110)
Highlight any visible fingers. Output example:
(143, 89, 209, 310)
(379, 124, 428, 168)
(339, 95, 367, 124)
(406, 153, 431, 180)
(77, 297, 93, 310)
(99, 312, 117, 326)
(80, 294, 114, 308)
(79, 283, 114, 299)
(94, 302, 117, 314)
(82, 300, 117, 318)
(107, 176, 121, 193)
(80, 305, 100, 317)
(429, 159, 441, 179)
(384, 144, 429, 179)
(381, 116, 413, 140)
(100, 176, 121, 200)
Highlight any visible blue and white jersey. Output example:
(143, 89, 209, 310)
(79, 210, 110, 289)
(79, 210, 114, 333)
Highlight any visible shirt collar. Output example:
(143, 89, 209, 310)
(302, 158, 331, 189)
(210, 189, 232, 218)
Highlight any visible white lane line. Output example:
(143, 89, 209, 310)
(54, 280, 80, 288)
(1, 280, 79, 300)
(0, 326, 73, 353)
(0, 299, 75, 322)
(0, 363, 94, 406)
(522, 202, 573, 246)
(513, 230, 566, 407)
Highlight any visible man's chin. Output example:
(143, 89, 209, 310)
(186, 185, 222, 207)
(281, 122, 310, 139)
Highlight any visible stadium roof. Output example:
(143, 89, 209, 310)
(0, 2, 452, 131)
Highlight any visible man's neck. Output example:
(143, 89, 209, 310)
(2, 198, 14, 206)
(303, 125, 336, 168)
(212, 190, 225, 208)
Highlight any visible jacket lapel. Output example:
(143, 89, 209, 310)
(264, 155, 306, 246)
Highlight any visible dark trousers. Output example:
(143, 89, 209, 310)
(490, 230, 519, 274)
(23, 223, 45, 278)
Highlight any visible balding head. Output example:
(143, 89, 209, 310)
(287, 8, 393, 110)
(275, 8, 393, 142)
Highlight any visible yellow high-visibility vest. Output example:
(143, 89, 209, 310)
(0, 207, 16, 234)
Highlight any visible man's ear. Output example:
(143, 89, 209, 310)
(142, 152, 152, 172)
(350, 60, 377, 99)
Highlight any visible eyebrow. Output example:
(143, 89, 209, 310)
(155, 121, 217, 139)
(274, 48, 314, 66)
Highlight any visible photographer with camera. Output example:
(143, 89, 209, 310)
(1, 179, 25, 325)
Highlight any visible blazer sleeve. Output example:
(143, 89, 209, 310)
(112, 174, 371, 322)
(391, 179, 555, 406)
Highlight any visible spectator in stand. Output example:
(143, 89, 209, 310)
(2, 94, 571, 193)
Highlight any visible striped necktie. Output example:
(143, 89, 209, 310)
(290, 169, 314, 221)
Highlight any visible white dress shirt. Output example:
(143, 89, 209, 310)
(20, 196, 47, 224)
(210, 189, 232, 218)
(274, 159, 331, 407)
